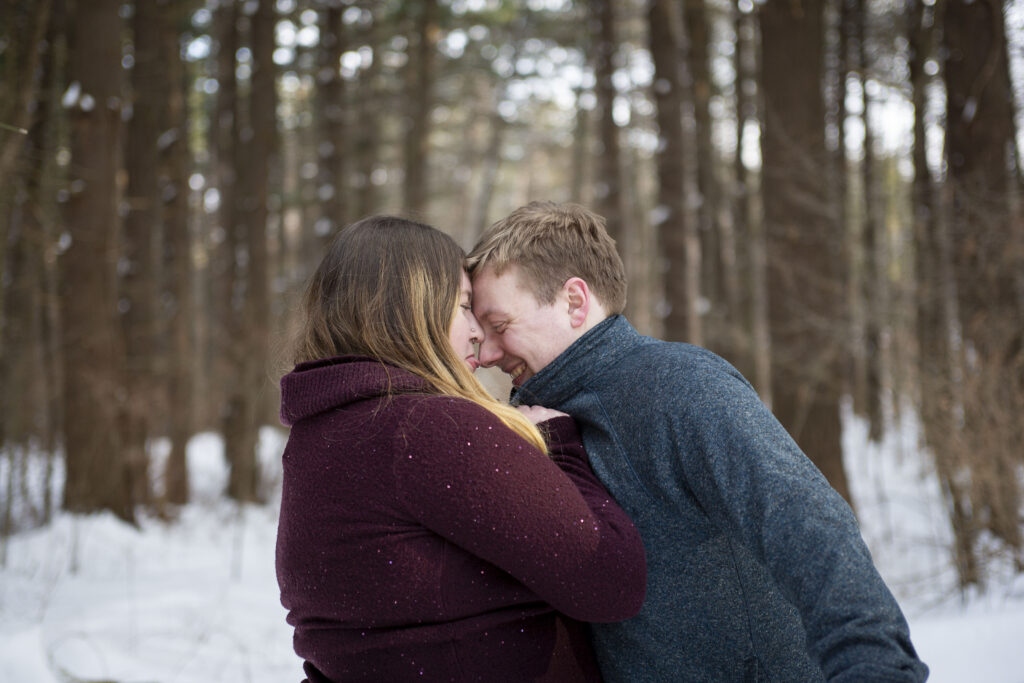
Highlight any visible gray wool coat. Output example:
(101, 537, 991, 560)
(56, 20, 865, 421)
(512, 315, 928, 682)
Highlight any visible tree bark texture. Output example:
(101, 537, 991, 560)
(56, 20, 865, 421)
(207, 0, 239, 435)
(592, 0, 627, 253)
(684, 0, 723, 348)
(908, 0, 977, 588)
(317, 3, 348, 238)
(354, 12, 383, 219)
(733, 2, 771, 403)
(159, 0, 194, 506)
(570, 86, 591, 207)
(219, 0, 255, 502)
(759, 0, 853, 507)
(470, 91, 510, 237)
(0, 0, 53, 207)
(60, 0, 133, 522)
(943, 0, 1023, 556)
(122, 0, 163, 509)
(403, 0, 438, 216)
(649, 0, 701, 345)
(855, 0, 885, 442)
(226, 0, 276, 502)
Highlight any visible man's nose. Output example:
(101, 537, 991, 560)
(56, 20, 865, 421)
(477, 335, 504, 368)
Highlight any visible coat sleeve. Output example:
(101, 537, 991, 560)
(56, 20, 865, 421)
(679, 369, 927, 682)
(391, 400, 646, 623)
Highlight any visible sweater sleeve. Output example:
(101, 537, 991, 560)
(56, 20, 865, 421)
(392, 400, 646, 623)
(680, 370, 927, 682)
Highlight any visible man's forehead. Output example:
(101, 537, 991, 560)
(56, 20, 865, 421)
(473, 264, 519, 291)
(470, 267, 520, 317)
(471, 260, 512, 281)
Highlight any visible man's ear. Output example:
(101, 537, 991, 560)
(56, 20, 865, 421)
(564, 277, 591, 328)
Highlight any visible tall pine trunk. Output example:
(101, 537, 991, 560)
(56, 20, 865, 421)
(649, 0, 701, 345)
(569, 85, 591, 207)
(226, 0, 276, 502)
(684, 0, 722, 349)
(907, 0, 965, 581)
(759, 0, 853, 507)
(733, 1, 770, 401)
(122, 0, 162, 510)
(855, 0, 885, 441)
(208, 0, 239, 435)
(0, 0, 52, 202)
(943, 0, 1022, 559)
(317, 4, 348, 237)
(221, 0, 254, 502)
(354, 12, 383, 219)
(160, 0, 193, 506)
(60, 0, 133, 522)
(403, 0, 438, 216)
(592, 0, 627, 253)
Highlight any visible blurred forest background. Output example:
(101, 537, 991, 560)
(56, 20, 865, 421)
(0, 0, 1021, 593)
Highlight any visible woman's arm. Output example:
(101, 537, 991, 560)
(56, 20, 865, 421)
(392, 398, 646, 623)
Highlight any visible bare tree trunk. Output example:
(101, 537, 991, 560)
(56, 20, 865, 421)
(684, 0, 722, 349)
(39, 0, 65, 523)
(733, 1, 770, 402)
(299, 79, 322, 277)
(856, 0, 885, 441)
(122, 0, 162, 510)
(220, 0, 253, 501)
(943, 0, 1022, 559)
(760, 0, 853, 507)
(354, 12, 383, 219)
(317, 3, 348, 237)
(592, 0, 627, 253)
(4, 194, 34, 476)
(160, 0, 193, 506)
(624, 139, 655, 335)
(60, 0, 133, 522)
(403, 0, 438, 217)
(0, 0, 53, 200)
(248, 0, 277, 438)
(469, 96, 508, 236)
(0, 3, 59, 505)
(833, 0, 857, 412)
(208, 0, 239, 435)
(569, 85, 591, 206)
(4, 0, 62, 527)
(226, 0, 276, 503)
(649, 0, 701, 345)
(1, 446, 12, 564)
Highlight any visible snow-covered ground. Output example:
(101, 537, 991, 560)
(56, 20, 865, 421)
(841, 399, 1024, 682)
(1, 407, 1022, 683)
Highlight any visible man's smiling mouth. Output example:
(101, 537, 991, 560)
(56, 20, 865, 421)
(509, 364, 527, 385)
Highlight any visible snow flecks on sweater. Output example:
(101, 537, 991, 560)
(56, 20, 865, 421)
(275, 355, 646, 682)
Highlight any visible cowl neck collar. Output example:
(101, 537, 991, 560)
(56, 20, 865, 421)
(279, 356, 429, 426)
(512, 315, 641, 407)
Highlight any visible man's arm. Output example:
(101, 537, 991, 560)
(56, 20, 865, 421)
(394, 398, 646, 623)
(681, 368, 928, 682)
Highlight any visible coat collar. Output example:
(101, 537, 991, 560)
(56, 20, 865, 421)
(511, 315, 642, 406)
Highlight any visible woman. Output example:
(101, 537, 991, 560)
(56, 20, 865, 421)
(275, 216, 646, 682)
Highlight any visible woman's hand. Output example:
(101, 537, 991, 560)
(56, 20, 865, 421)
(516, 405, 569, 424)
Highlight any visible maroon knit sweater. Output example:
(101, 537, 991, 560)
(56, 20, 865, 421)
(275, 356, 646, 682)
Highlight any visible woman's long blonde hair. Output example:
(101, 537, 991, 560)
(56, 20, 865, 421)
(292, 215, 547, 453)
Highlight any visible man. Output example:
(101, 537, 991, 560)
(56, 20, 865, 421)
(468, 201, 927, 682)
